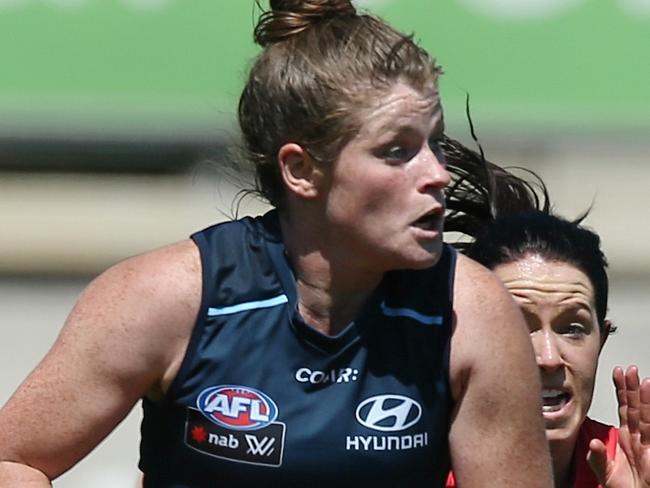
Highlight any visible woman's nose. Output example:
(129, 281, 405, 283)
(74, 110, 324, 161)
(418, 148, 450, 192)
(533, 329, 564, 371)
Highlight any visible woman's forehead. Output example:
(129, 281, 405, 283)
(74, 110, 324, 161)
(494, 256, 596, 307)
(356, 84, 442, 136)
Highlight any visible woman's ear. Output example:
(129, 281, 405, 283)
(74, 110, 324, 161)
(277, 143, 321, 200)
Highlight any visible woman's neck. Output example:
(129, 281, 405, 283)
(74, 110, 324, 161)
(291, 250, 380, 336)
(295, 277, 373, 336)
(280, 213, 383, 335)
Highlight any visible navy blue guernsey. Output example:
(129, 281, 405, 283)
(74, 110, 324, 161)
(139, 210, 456, 487)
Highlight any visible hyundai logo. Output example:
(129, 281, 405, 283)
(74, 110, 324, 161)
(355, 394, 422, 432)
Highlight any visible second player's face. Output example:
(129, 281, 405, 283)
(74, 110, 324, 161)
(322, 82, 450, 273)
(493, 255, 602, 448)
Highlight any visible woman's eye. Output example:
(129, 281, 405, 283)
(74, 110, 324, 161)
(428, 136, 447, 164)
(382, 145, 411, 161)
(565, 322, 586, 337)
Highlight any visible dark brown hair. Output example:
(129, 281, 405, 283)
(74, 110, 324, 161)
(239, 0, 441, 208)
(443, 137, 610, 330)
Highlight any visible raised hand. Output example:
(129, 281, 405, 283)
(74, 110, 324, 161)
(588, 366, 650, 487)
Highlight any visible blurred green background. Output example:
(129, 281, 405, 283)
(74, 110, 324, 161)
(1, 0, 648, 140)
(1, 2, 649, 487)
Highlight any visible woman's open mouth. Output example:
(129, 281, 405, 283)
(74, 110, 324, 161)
(412, 209, 443, 232)
(541, 389, 571, 415)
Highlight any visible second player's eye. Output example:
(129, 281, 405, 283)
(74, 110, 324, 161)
(564, 322, 587, 338)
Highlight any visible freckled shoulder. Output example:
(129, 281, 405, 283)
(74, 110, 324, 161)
(58, 238, 203, 394)
(449, 253, 530, 387)
(0, 239, 203, 479)
(452, 253, 519, 325)
(95, 238, 203, 394)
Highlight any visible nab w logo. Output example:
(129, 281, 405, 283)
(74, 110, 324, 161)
(185, 407, 286, 467)
(245, 435, 276, 456)
(355, 394, 422, 432)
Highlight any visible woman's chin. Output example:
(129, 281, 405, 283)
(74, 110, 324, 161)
(406, 240, 443, 269)
(545, 427, 572, 445)
(544, 417, 583, 447)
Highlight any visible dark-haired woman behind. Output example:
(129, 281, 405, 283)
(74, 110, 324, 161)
(0, 2, 552, 487)
(442, 137, 650, 488)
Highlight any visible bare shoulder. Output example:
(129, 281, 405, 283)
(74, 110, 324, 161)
(83, 238, 202, 320)
(451, 254, 523, 336)
(449, 253, 531, 394)
(37, 238, 203, 395)
(67, 238, 202, 390)
(0, 239, 203, 478)
(453, 252, 515, 314)
(89, 238, 201, 300)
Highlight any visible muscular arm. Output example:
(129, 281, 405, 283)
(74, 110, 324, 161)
(448, 255, 553, 487)
(0, 240, 201, 483)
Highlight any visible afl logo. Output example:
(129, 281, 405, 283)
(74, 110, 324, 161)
(355, 394, 422, 432)
(196, 385, 279, 431)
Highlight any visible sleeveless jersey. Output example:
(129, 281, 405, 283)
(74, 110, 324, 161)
(139, 210, 456, 487)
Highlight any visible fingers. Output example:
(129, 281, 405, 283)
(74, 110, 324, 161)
(640, 377, 650, 446)
(587, 438, 609, 485)
(614, 366, 627, 428)
(625, 366, 641, 434)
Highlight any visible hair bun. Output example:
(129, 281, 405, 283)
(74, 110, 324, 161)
(255, 0, 357, 47)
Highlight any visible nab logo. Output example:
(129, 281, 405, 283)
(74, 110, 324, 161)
(197, 385, 278, 431)
(355, 394, 422, 432)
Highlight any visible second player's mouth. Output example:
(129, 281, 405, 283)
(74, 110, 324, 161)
(541, 389, 572, 414)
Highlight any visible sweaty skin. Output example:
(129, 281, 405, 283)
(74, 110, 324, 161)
(279, 83, 449, 336)
(0, 83, 553, 488)
(494, 254, 650, 488)
(494, 255, 602, 487)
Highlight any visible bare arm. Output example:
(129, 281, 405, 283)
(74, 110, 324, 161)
(448, 254, 554, 488)
(0, 240, 201, 483)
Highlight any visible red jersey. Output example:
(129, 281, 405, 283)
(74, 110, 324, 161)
(445, 417, 618, 488)
(573, 417, 619, 487)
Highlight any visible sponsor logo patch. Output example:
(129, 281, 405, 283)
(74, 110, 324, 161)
(355, 394, 421, 432)
(185, 407, 285, 467)
(346, 394, 429, 452)
(294, 367, 359, 384)
(196, 385, 278, 431)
